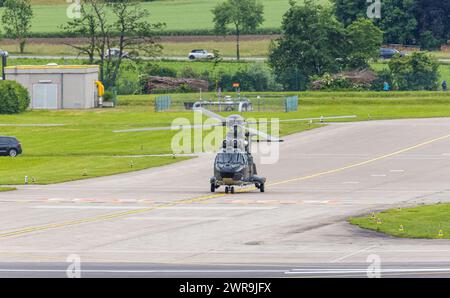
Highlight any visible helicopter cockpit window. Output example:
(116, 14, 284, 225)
(216, 153, 246, 165)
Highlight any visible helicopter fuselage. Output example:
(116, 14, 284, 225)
(210, 150, 266, 193)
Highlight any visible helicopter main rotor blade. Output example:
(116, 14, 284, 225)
(245, 126, 282, 143)
(193, 106, 227, 123)
(246, 115, 357, 125)
(114, 123, 223, 133)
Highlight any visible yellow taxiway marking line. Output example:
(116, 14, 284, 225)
(1, 133, 450, 239)
(268, 133, 450, 187)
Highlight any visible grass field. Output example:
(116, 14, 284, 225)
(0, 39, 272, 57)
(0, 106, 198, 185)
(0, 187, 16, 192)
(350, 203, 450, 239)
(0, 0, 329, 35)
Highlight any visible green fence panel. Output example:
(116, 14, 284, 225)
(285, 96, 298, 112)
(155, 95, 172, 112)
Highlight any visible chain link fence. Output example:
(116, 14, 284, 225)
(153, 94, 297, 113)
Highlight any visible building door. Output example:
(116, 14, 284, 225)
(32, 84, 58, 109)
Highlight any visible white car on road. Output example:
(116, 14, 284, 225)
(188, 49, 214, 60)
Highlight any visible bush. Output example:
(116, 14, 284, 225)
(211, 64, 280, 92)
(179, 66, 199, 79)
(103, 91, 114, 102)
(420, 31, 442, 51)
(117, 76, 141, 95)
(389, 52, 440, 91)
(0, 80, 30, 114)
(371, 69, 394, 91)
(144, 63, 177, 78)
(233, 64, 281, 92)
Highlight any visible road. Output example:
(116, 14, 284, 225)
(9, 55, 267, 62)
(8, 55, 449, 63)
(2, 118, 450, 277)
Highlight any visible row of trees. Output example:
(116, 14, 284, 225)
(61, 0, 163, 89)
(1, 0, 33, 53)
(333, 0, 450, 50)
(268, 0, 383, 90)
(0, 0, 164, 89)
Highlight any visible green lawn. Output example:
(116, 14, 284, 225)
(0, 0, 330, 35)
(1, 39, 272, 58)
(0, 105, 197, 184)
(0, 187, 16, 192)
(0, 156, 189, 185)
(350, 203, 450, 239)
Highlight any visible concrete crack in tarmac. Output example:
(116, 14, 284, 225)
(1, 132, 450, 240)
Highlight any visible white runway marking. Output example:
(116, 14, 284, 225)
(161, 206, 277, 210)
(330, 245, 378, 263)
(127, 216, 230, 221)
(34, 205, 145, 210)
(371, 174, 387, 177)
(0, 269, 287, 274)
(284, 268, 450, 275)
(33, 205, 276, 211)
(390, 170, 405, 173)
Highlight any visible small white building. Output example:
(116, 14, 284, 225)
(5, 64, 100, 109)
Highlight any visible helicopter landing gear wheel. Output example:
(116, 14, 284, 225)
(230, 186, 235, 194)
(225, 186, 229, 194)
(260, 183, 265, 193)
(210, 183, 216, 193)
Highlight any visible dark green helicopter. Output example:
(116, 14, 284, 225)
(209, 114, 272, 194)
(114, 104, 356, 194)
(194, 108, 355, 194)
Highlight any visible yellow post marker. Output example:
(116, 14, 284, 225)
(376, 218, 382, 225)
(438, 230, 444, 238)
(370, 212, 376, 220)
(399, 224, 404, 232)
(96, 81, 105, 97)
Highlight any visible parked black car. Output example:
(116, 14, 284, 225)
(0, 136, 22, 157)
(380, 48, 405, 59)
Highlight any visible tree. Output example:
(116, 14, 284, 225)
(378, 0, 417, 44)
(212, 0, 264, 60)
(268, 0, 381, 90)
(1, 0, 33, 53)
(388, 52, 439, 90)
(332, 0, 367, 26)
(414, 0, 450, 50)
(61, 0, 164, 89)
(60, 1, 107, 63)
(345, 18, 383, 69)
(269, 0, 346, 90)
(333, 0, 450, 47)
(333, 0, 417, 45)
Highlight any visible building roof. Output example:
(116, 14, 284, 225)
(4, 65, 99, 74)
(5, 65, 99, 70)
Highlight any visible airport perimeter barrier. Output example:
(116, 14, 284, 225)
(285, 96, 299, 112)
(155, 95, 172, 112)
(151, 96, 286, 112)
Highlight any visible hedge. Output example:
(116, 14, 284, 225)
(0, 80, 30, 114)
(24, 28, 283, 39)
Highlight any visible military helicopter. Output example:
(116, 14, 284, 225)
(206, 112, 275, 194)
(114, 104, 356, 194)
